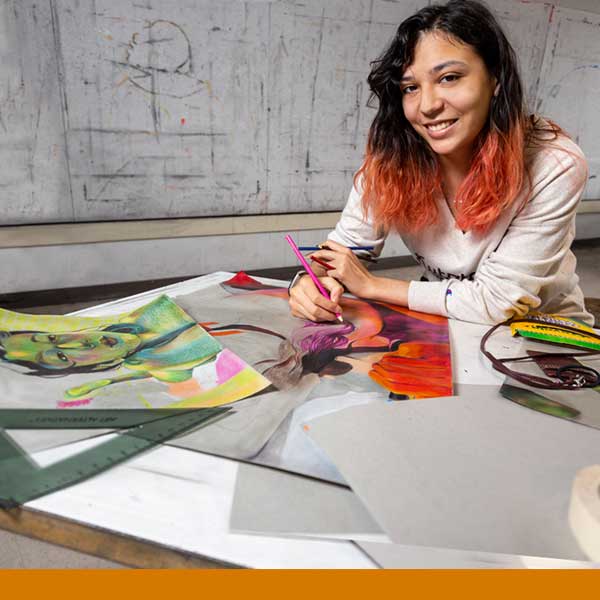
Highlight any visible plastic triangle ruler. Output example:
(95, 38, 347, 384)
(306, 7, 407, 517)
(0, 407, 229, 508)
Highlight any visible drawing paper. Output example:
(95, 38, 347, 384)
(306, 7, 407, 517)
(175, 273, 452, 401)
(356, 541, 597, 569)
(168, 273, 452, 477)
(0, 295, 270, 410)
(2, 273, 452, 482)
(306, 384, 600, 559)
(230, 462, 385, 541)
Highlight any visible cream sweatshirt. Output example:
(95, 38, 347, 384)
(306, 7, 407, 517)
(329, 134, 593, 326)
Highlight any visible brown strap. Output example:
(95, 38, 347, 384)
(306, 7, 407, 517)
(526, 350, 585, 377)
(480, 321, 600, 390)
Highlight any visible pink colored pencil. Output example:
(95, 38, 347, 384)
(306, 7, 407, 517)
(285, 235, 343, 323)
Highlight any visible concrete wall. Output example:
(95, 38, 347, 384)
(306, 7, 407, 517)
(1, 0, 599, 293)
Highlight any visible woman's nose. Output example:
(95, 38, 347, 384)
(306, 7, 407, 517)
(419, 86, 444, 117)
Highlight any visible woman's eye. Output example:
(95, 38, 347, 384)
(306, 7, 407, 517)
(401, 85, 417, 95)
(57, 351, 69, 362)
(440, 74, 460, 83)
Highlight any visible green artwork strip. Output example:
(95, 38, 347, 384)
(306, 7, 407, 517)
(500, 383, 580, 419)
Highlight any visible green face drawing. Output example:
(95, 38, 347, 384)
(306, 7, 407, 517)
(0, 331, 141, 370)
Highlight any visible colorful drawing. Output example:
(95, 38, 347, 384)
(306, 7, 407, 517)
(0, 295, 270, 409)
(500, 381, 600, 431)
(206, 272, 452, 399)
(0, 274, 453, 481)
(500, 383, 581, 419)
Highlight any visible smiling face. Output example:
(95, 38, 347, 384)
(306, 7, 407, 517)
(0, 331, 141, 370)
(400, 32, 497, 166)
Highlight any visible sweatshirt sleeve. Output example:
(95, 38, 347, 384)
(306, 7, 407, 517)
(327, 180, 387, 257)
(408, 142, 589, 324)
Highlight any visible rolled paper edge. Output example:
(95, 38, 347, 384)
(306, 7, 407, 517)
(568, 464, 600, 562)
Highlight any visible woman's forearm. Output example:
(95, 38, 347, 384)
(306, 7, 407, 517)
(362, 275, 410, 306)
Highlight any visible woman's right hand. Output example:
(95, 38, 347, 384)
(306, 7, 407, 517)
(288, 274, 344, 322)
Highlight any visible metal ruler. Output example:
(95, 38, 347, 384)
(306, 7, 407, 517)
(0, 407, 229, 508)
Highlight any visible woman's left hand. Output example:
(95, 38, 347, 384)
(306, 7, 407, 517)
(311, 239, 376, 298)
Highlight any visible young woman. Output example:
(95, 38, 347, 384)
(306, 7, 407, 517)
(288, 0, 592, 326)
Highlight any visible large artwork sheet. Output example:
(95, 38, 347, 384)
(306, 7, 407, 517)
(0, 273, 452, 482)
(170, 273, 452, 480)
(178, 273, 452, 398)
(0, 294, 270, 410)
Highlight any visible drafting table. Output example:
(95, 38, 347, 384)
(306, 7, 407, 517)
(0, 272, 588, 568)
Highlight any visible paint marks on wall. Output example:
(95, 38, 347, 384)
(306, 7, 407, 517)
(535, 6, 600, 198)
(3, 0, 599, 226)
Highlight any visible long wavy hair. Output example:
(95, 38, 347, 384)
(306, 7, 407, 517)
(357, 0, 559, 234)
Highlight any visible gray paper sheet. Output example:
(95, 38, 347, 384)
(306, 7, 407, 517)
(306, 384, 600, 560)
(230, 462, 385, 540)
(173, 374, 317, 460)
(356, 541, 597, 569)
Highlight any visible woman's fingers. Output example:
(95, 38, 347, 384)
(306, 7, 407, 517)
(289, 275, 343, 321)
(312, 249, 373, 298)
(289, 296, 316, 321)
(303, 276, 343, 314)
(312, 249, 359, 280)
(291, 288, 337, 321)
(308, 242, 375, 299)
(320, 276, 344, 304)
(311, 249, 344, 262)
(321, 239, 352, 254)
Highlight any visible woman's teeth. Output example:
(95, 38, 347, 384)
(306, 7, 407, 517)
(426, 120, 456, 132)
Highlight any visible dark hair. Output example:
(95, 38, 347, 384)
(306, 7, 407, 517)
(368, 0, 524, 146)
(357, 0, 553, 233)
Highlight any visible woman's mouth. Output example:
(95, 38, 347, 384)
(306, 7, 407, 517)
(424, 119, 458, 138)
